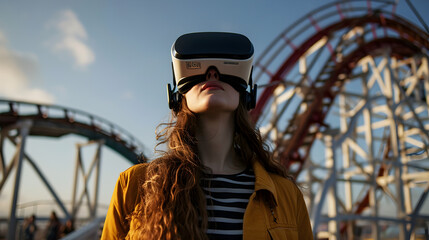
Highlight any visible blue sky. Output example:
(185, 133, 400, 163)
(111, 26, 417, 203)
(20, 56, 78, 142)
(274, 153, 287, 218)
(0, 0, 428, 219)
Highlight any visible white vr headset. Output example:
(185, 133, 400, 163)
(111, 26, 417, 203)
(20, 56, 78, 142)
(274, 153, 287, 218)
(167, 32, 257, 111)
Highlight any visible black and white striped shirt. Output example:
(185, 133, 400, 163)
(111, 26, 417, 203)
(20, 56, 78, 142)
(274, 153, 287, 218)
(201, 167, 255, 240)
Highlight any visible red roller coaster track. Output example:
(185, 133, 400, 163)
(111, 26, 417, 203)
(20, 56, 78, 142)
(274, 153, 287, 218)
(251, 2, 429, 177)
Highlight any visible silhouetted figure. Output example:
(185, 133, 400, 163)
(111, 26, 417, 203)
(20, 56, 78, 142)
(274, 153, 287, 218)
(24, 214, 37, 240)
(45, 211, 61, 240)
(60, 218, 75, 237)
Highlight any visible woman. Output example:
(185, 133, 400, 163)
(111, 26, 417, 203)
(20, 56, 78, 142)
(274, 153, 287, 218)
(23, 215, 37, 240)
(45, 211, 60, 240)
(101, 32, 313, 239)
(60, 218, 75, 237)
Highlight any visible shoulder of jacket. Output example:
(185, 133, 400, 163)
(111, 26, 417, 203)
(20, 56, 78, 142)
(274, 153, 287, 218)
(118, 163, 149, 186)
(268, 172, 300, 193)
(122, 162, 149, 176)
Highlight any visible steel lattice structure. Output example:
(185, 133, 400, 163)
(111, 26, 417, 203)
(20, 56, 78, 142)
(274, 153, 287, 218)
(0, 99, 147, 239)
(250, 0, 429, 239)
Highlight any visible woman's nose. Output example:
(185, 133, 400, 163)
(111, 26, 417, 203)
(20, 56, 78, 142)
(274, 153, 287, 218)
(206, 69, 219, 81)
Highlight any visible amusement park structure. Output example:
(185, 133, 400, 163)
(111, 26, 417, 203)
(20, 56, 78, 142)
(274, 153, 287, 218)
(0, 0, 428, 239)
(0, 100, 147, 239)
(250, 0, 429, 239)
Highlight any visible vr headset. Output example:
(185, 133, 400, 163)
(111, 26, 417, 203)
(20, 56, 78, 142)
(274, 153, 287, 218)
(167, 32, 257, 112)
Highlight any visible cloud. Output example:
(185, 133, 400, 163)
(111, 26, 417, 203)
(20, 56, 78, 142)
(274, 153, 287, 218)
(50, 10, 95, 68)
(0, 30, 55, 104)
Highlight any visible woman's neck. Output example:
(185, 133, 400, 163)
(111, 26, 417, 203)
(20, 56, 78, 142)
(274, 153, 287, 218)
(196, 112, 245, 174)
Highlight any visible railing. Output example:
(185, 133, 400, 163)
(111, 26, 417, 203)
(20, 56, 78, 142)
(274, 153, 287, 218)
(0, 99, 148, 163)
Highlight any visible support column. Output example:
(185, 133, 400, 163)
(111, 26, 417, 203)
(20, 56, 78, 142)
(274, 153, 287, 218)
(325, 134, 340, 240)
(7, 120, 32, 240)
(389, 58, 407, 239)
(91, 141, 103, 218)
(339, 93, 354, 239)
(365, 108, 380, 239)
(71, 140, 104, 220)
(71, 145, 81, 219)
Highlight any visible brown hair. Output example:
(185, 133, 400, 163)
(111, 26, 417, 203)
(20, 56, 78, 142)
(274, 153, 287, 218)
(126, 94, 287, 239)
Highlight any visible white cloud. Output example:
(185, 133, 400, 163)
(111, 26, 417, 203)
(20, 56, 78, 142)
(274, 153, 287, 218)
(0, 30, 55, 104)
(51, 10, 95, 68)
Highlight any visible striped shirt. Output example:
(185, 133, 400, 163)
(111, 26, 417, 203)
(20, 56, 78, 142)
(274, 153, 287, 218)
(201, 167, 255, 240)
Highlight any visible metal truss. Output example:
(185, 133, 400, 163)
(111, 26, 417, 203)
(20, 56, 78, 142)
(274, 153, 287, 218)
(0, 124, 104, 239)
(72, 140, 104, 220)
(1, 120, 33, 239)
(0, 101, 147, 239)
(250, 0, 429, 239)
(310, 53, 429, 239)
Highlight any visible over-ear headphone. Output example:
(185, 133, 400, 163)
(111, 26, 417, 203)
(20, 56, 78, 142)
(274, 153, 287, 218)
(244, 68, 257, 110)
(167, 83, 182, 112)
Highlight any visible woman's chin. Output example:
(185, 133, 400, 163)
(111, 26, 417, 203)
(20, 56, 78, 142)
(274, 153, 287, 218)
(192, 101, 238, 114)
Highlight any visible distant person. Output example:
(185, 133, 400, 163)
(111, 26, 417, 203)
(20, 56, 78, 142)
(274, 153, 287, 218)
(45, 211, 61, 240)
(60, 218, 75, 237)
(101, 32, 313, 239)
(23, 214, 37, 240)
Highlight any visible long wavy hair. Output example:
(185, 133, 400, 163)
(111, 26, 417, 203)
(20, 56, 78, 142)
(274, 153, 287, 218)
(126, 94, 287, 239)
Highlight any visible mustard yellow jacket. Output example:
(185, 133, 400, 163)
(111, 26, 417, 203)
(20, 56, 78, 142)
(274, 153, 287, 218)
(101, 160, 313, 239)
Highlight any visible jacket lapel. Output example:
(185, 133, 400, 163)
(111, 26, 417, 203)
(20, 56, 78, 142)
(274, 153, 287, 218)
(243, 160, 279, 240)
(252, 160, 278, 206)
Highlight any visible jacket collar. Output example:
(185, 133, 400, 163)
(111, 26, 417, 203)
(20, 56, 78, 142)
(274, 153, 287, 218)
(251, 160, 278, 206)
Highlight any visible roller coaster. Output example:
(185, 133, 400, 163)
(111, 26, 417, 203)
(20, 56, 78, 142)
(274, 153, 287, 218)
(0, 99, 147, 239)
(1, 0, 428, 239)
(250, 0, 429, 239)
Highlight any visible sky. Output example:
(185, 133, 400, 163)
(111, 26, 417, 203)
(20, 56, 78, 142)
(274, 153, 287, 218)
(0, 0, 428, 220)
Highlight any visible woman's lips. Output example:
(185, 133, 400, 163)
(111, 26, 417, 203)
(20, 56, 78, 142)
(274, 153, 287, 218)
(201, 82, 224, 91)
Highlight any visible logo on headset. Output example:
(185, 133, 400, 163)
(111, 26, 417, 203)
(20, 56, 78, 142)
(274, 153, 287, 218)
(186, 61, 201, 69)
